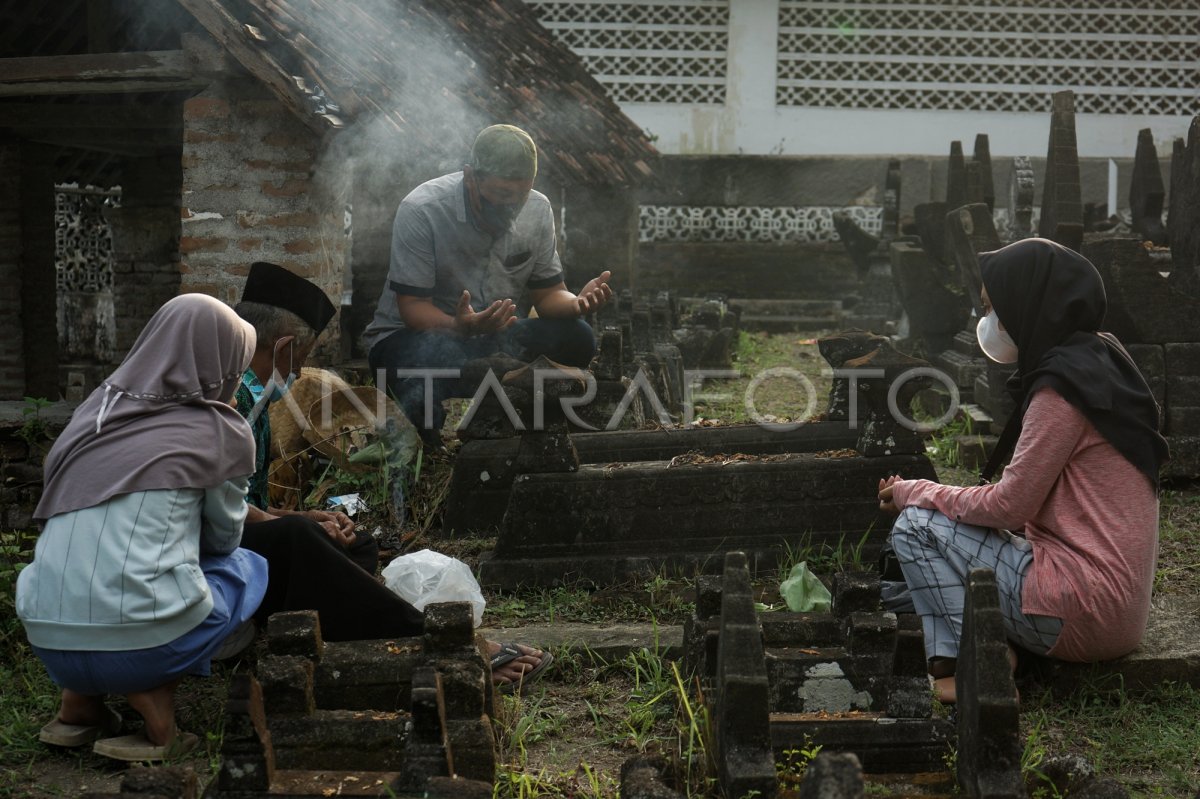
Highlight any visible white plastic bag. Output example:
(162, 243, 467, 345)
(381, 549, 486, 627)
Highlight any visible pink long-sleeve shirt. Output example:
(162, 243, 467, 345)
(892, 387, 1159, 662)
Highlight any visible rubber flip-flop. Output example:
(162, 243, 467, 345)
(491, 643, 554, 696)
(39, 706, 122, 748)
(92, 731, 199, 762)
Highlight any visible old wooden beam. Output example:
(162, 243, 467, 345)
(0, 50, 205, 96)
(0, 102, 182, 129)
(176, 0, 329, 136)
(24, 127, 179, 151)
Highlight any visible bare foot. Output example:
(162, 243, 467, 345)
(934, 649, 1020, 706)
(57, 690, 110, 727)
(486, 641, 544, 687)
(124, 681, 180, 746)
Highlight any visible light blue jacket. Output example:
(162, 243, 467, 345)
(17, 478, 249, 651)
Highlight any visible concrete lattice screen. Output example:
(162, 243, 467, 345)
(54, 184, 119, 369)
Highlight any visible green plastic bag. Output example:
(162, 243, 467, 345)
(780, 561, 832, 613)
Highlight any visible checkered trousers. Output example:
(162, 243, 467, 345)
(890, 506, 1063, 662)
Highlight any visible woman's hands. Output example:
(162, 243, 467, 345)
(878, 475, 902, 515)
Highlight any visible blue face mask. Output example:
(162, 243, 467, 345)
(248, 339, 296, 408)
(267, 371, 297, 402)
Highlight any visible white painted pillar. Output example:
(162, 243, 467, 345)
(726, 0, 780, 147)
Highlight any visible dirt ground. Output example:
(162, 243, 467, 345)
(3, 331, 1199, 797)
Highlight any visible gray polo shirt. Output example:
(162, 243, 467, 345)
(363, 171, 564, 352)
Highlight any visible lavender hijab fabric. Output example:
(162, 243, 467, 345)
(35, 294, 258, 522)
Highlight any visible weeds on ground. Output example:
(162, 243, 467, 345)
(0, 531, 60, 783)
(1154, 488, 1200, 596)
(776, 737, 823, 790)
(15, 397, 53, 454)
(778, 527, 874, 578)
(689, 331, 830, 426)
(484, 578, 695, 628)
(1020, 676, 1200, 796)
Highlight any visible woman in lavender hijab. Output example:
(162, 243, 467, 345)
(17, 294, 268, 761)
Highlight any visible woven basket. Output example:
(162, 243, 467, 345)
(301, 385, 407, 473)
(269, 368, 355, 462)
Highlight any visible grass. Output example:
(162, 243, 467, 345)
(688, 331, 832, 426)
(484, 580, 696, 628)
(1155, 488, 1200, 597)
(1020, 678, 1200, 796)
(779, 527, 875, 578)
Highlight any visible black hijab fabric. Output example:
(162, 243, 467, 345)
(978, 238, 1169, 488)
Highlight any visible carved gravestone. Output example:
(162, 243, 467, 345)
(1129, 128, 1167, 245)
(1039, 90, 1084, 251)
(914, 201, 950, 264)
(833, 210, 881, 280)
(956, 569, 1023, 799)
(933, 204, 1002, 404)
(715, 552, 778, 799)
(964, 162, 985, 211)
(1167, 116, 1200, 285)
(1006, 156, 1036, 241)
(946, 140, 967, 210)
(798, 752, 865, 799)
(883, 159, 902, 239)
(947, 204, 1001, 316)
(889, 237, 970, 354)
(974, 134, 996, 212)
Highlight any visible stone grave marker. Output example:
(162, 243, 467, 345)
(1006, 156, 1035, 241)
(1130, 128, 1167, 246)
(1038, 90, 1084, 252)
(956, 569, 1023, 799)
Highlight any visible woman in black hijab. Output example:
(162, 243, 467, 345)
(879, 238, 1167, 702)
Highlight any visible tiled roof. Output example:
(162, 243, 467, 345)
(178, 0, 657, 186)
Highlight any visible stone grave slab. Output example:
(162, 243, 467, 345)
(480, 451, 935, 588)
(444, 423, 862, 536)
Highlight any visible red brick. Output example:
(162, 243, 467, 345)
(179, 236, 229, 254)
(261, 179, 311, 198)
(237, 237, 263, 251)
(264, 212, 320, 228)
(184, 130, 237, 144)
(184, 97, 230, 120)
(181, 154, 201, 169)
(242, 158, 312, 173)
(236, 210, 321, 229)
(261, 130, 315, 150)
(283, 239, 319, 254)
(278, 260, 317, 278)
(225, 264, 253, 277)
(236, 99, 291, 116)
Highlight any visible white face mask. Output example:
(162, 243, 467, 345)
(976, 311, 1018, 364)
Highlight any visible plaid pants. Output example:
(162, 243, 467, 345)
(890, 506, 1063, 661)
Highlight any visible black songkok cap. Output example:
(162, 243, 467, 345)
(241, 262, 336, 334)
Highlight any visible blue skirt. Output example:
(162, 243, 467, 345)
(32, 548, 267, 695)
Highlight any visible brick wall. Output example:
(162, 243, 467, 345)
(108, 152, 183, 361)
(0, 142, 24, 399)
(180, 77, 349, 361)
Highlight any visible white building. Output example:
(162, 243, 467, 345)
(527, 0, 1198, 157)
(528, 0, 1198, 254)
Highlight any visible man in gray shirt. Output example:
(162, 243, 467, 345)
(365, 124, 612, 446)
